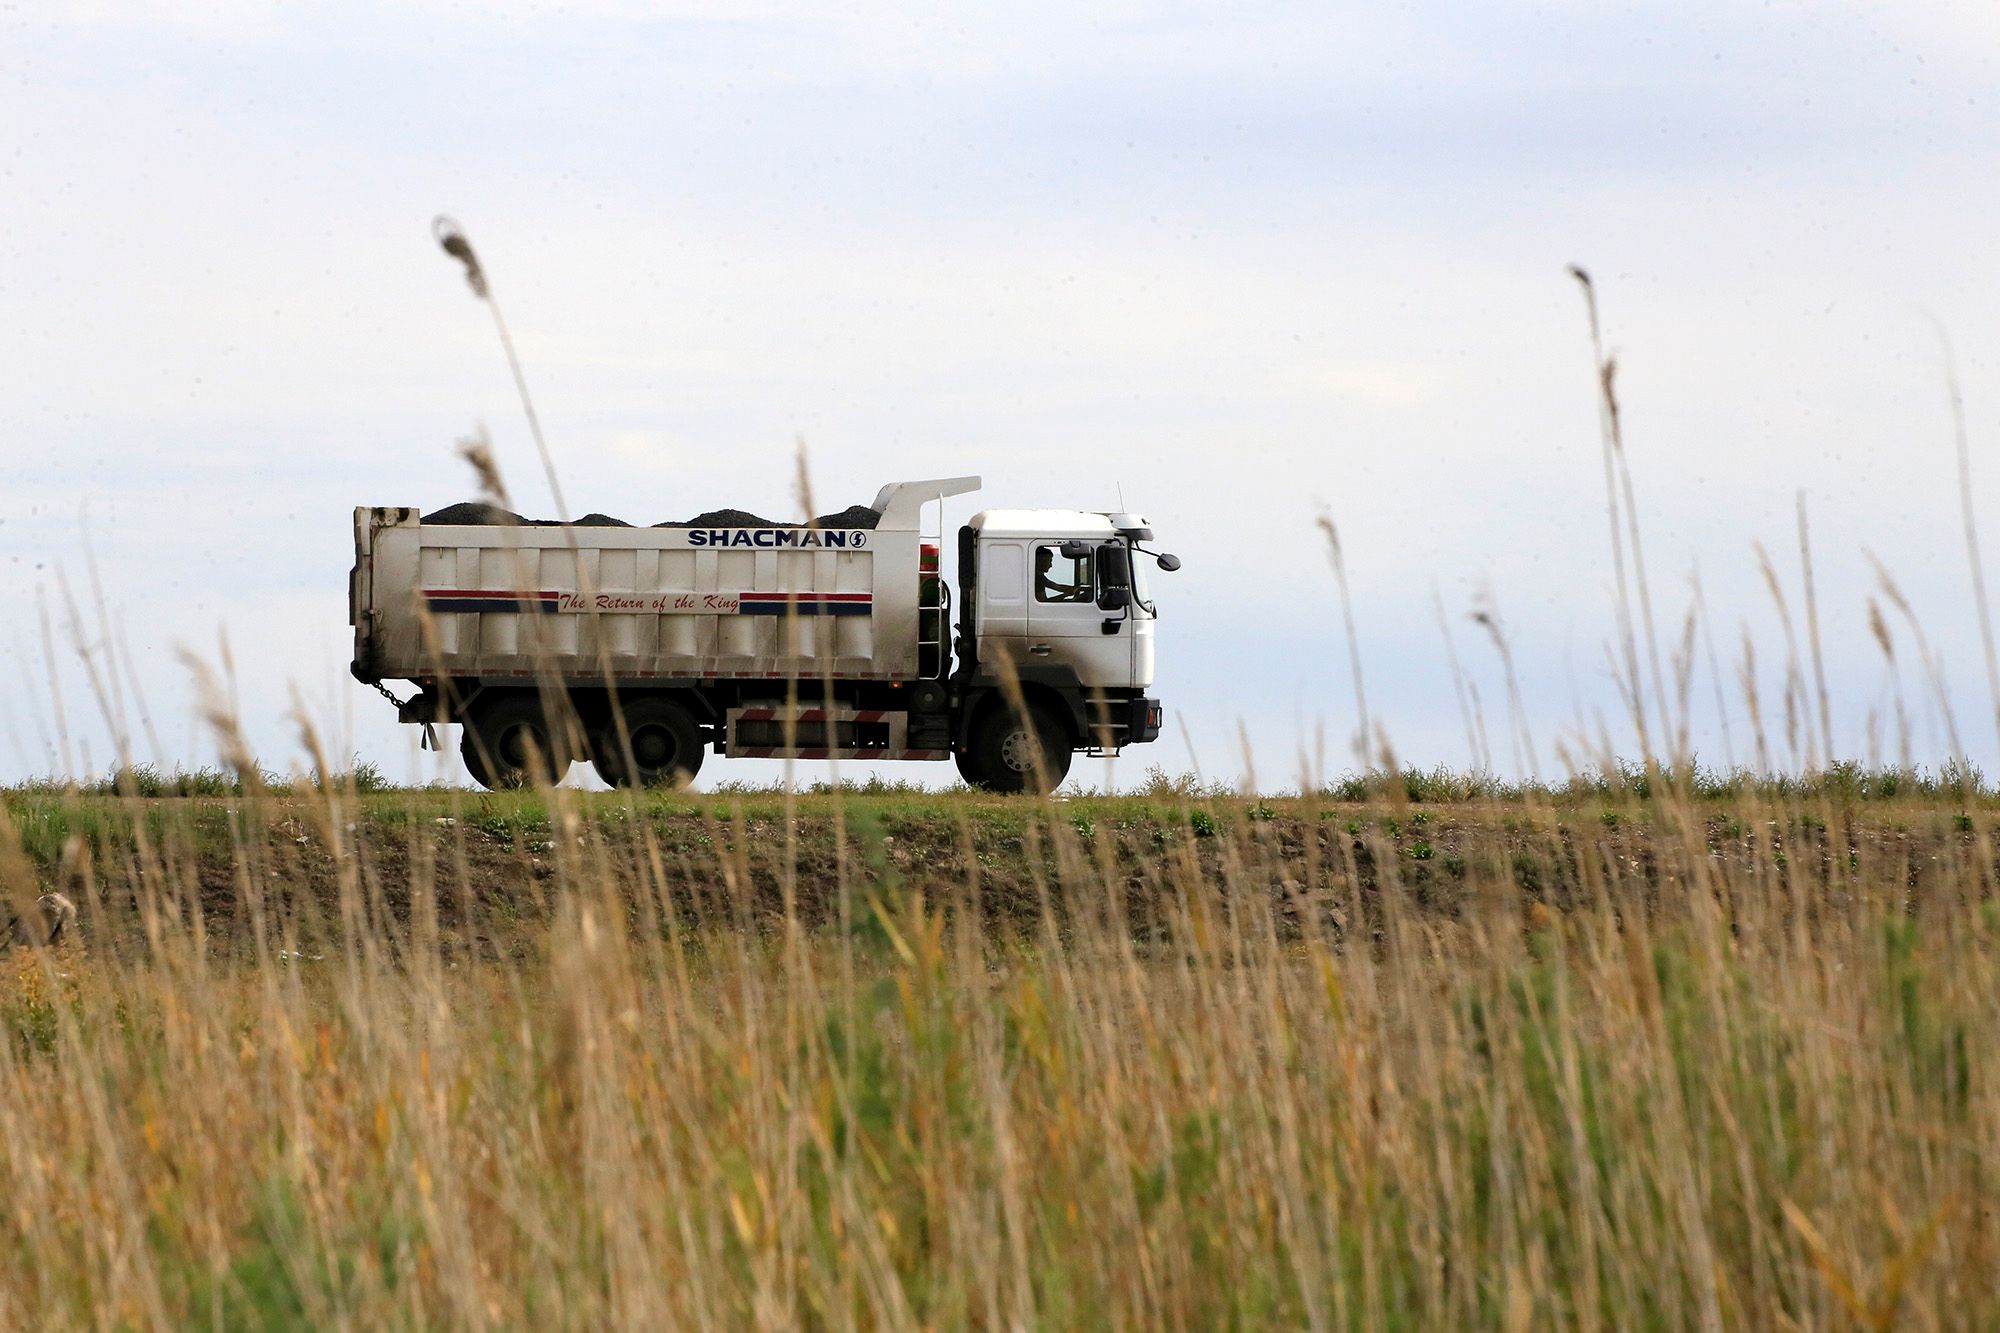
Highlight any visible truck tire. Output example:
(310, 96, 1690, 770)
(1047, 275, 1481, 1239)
(952, 744, 990, 789)
(590, 697, 705, 789)
(463, 695, 571, 790)
(967, 700, 1071, 794)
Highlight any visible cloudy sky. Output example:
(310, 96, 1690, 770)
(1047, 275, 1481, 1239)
(4, 1, 1999, 789)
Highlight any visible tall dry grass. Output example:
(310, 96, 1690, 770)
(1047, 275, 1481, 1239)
(0, 768, 1996, 1328)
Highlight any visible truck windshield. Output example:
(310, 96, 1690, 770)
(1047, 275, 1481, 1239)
(1129, 541, 1152, 611)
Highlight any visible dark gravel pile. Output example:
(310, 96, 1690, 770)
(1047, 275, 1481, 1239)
(423, 501, 880, 530)
(421, 502, 527, 526)
(809, 504, 883, 530)
(654, 504, 881, 530)
(655, 507, 782, 528)
(420, 503, 634, 528)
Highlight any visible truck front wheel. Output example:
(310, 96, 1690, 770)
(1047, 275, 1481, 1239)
(462, 695, 572, 790)
(952, 745, 990, 789)
(590, 697, 705, 789)
(967, 701, 1072, 795)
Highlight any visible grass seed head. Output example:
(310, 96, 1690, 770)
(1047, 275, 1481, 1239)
(432, 215, 488, 298)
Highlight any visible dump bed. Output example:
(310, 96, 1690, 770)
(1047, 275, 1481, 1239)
(350, 479, 976, 686)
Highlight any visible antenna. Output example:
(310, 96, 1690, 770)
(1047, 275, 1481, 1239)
(1116, 481, 1127, 511)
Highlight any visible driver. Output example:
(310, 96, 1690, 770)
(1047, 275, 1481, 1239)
(1036, 546, 1090, 603)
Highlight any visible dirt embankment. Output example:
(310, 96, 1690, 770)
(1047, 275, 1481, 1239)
(4, 792, 1988, 956)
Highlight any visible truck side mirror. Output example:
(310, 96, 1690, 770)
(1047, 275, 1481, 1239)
(1155, 553, 1181, 572)
(1095, 542, 1132, 606)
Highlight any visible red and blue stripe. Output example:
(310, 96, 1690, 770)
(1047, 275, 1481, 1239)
(420, 589, 873, 616)
(422, 588, 563, 615)
(737, 592, 873, 617)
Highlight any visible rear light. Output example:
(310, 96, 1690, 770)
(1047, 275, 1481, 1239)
(919, 542, 940, 573)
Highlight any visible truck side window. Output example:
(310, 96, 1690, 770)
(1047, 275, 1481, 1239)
(1034, 545, 1092, 603)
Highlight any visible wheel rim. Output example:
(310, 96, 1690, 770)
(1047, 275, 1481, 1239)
(999, 726, 1037, 773)
(630, 724, 678, 771)
(497, 723, 534, 769)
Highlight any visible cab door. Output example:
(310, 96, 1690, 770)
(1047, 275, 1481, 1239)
(1026, 541, 1131, 688)
(975, 539, 1032, 669)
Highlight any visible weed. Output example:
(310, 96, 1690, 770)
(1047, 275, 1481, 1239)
(1137, 767, 1233, 801)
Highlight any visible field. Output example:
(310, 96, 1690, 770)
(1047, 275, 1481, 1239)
(1, 772, 1996, 1328)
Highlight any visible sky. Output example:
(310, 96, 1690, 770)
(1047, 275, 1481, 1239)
(4, 0, 2000, 790)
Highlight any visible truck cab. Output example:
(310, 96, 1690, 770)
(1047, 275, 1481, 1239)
(947, 508, 1169, 791)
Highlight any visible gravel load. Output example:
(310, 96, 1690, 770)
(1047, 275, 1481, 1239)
(655, 503, 882, 530)
(422, 501, 881, 529)
(420, 503, 632, 527)
(806, 504, 883, 531)
(420, 502, 523, 526)
(657, 507, 782, 529)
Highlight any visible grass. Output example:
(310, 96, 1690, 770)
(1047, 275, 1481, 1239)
(0, 774, 1996, 1327)
(1316, 758, 1997, 806)
(9, 760, 396, 799)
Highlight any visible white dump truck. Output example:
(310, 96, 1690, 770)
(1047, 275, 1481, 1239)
(349, 477, 1176, 792)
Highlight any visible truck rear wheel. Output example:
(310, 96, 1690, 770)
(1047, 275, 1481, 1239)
(462, 695, 572, 790)
(967, 701, 1071, 795)
(590, 697, 705, 789)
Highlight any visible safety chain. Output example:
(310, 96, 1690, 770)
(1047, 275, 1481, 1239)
(370, 680, 440, 751)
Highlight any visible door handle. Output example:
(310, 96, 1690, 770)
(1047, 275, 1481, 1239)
(1029, 643, 1052, 656)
